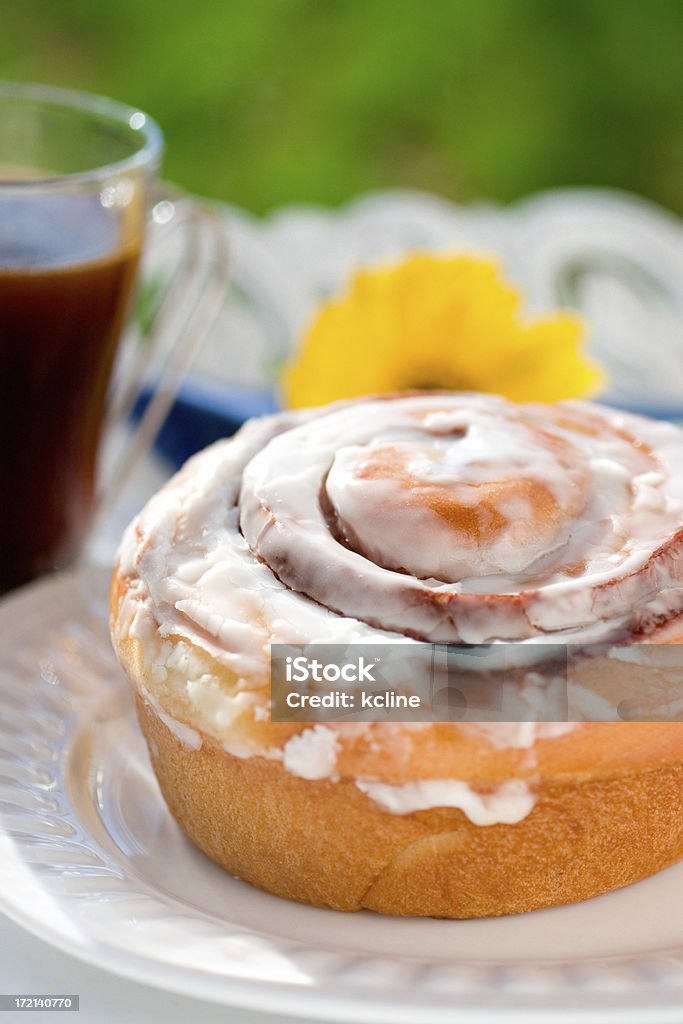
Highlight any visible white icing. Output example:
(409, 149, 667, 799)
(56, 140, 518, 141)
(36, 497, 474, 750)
(138, 683, 203, 750)
(356, 777, 536, 824)
(607, 644, 683, 668)
(283, 726, 340, 780)
(237, 395, 683, 643)
(465, 721, 575, 749)
(608, 646, 653, 665)
(325, 427, 587, 580)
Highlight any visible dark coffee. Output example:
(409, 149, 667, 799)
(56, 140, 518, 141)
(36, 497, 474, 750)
(0, 193, 141, 593)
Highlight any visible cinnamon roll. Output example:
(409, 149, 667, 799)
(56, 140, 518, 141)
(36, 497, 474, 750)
(110, 393, 683, 918)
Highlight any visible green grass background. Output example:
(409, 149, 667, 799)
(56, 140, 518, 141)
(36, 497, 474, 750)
(3, 0, 682, 215)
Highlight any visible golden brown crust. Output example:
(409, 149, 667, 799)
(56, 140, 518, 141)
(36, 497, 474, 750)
(136, 694, 683, 918)
(111, 561, 683, 918)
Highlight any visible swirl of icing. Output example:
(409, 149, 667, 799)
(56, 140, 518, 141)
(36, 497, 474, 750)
(239, 394, 683, 643)
(118, 393, 683, 690)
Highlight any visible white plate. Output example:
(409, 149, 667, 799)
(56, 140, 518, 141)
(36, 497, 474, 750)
(2, 567, 683, 1023)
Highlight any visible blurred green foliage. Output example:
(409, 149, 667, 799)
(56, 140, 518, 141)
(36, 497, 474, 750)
(3, 0, 682, 214)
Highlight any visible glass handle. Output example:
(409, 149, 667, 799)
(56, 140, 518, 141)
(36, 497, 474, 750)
(96, 190, 230, 519)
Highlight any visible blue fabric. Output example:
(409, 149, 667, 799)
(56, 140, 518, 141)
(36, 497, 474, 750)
(133, 382, 682, 472)
(132, 378, 279, 469)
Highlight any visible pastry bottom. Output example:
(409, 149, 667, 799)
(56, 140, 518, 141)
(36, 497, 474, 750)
(136, 695, 683, 919)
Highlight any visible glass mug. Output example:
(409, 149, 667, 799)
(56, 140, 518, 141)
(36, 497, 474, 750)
(0, 82, 227, 595)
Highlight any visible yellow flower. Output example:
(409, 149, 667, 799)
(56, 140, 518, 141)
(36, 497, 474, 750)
(282, 253, 603, 408)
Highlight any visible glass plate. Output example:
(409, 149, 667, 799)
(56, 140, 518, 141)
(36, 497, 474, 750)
(1, 566, 683, 1023)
